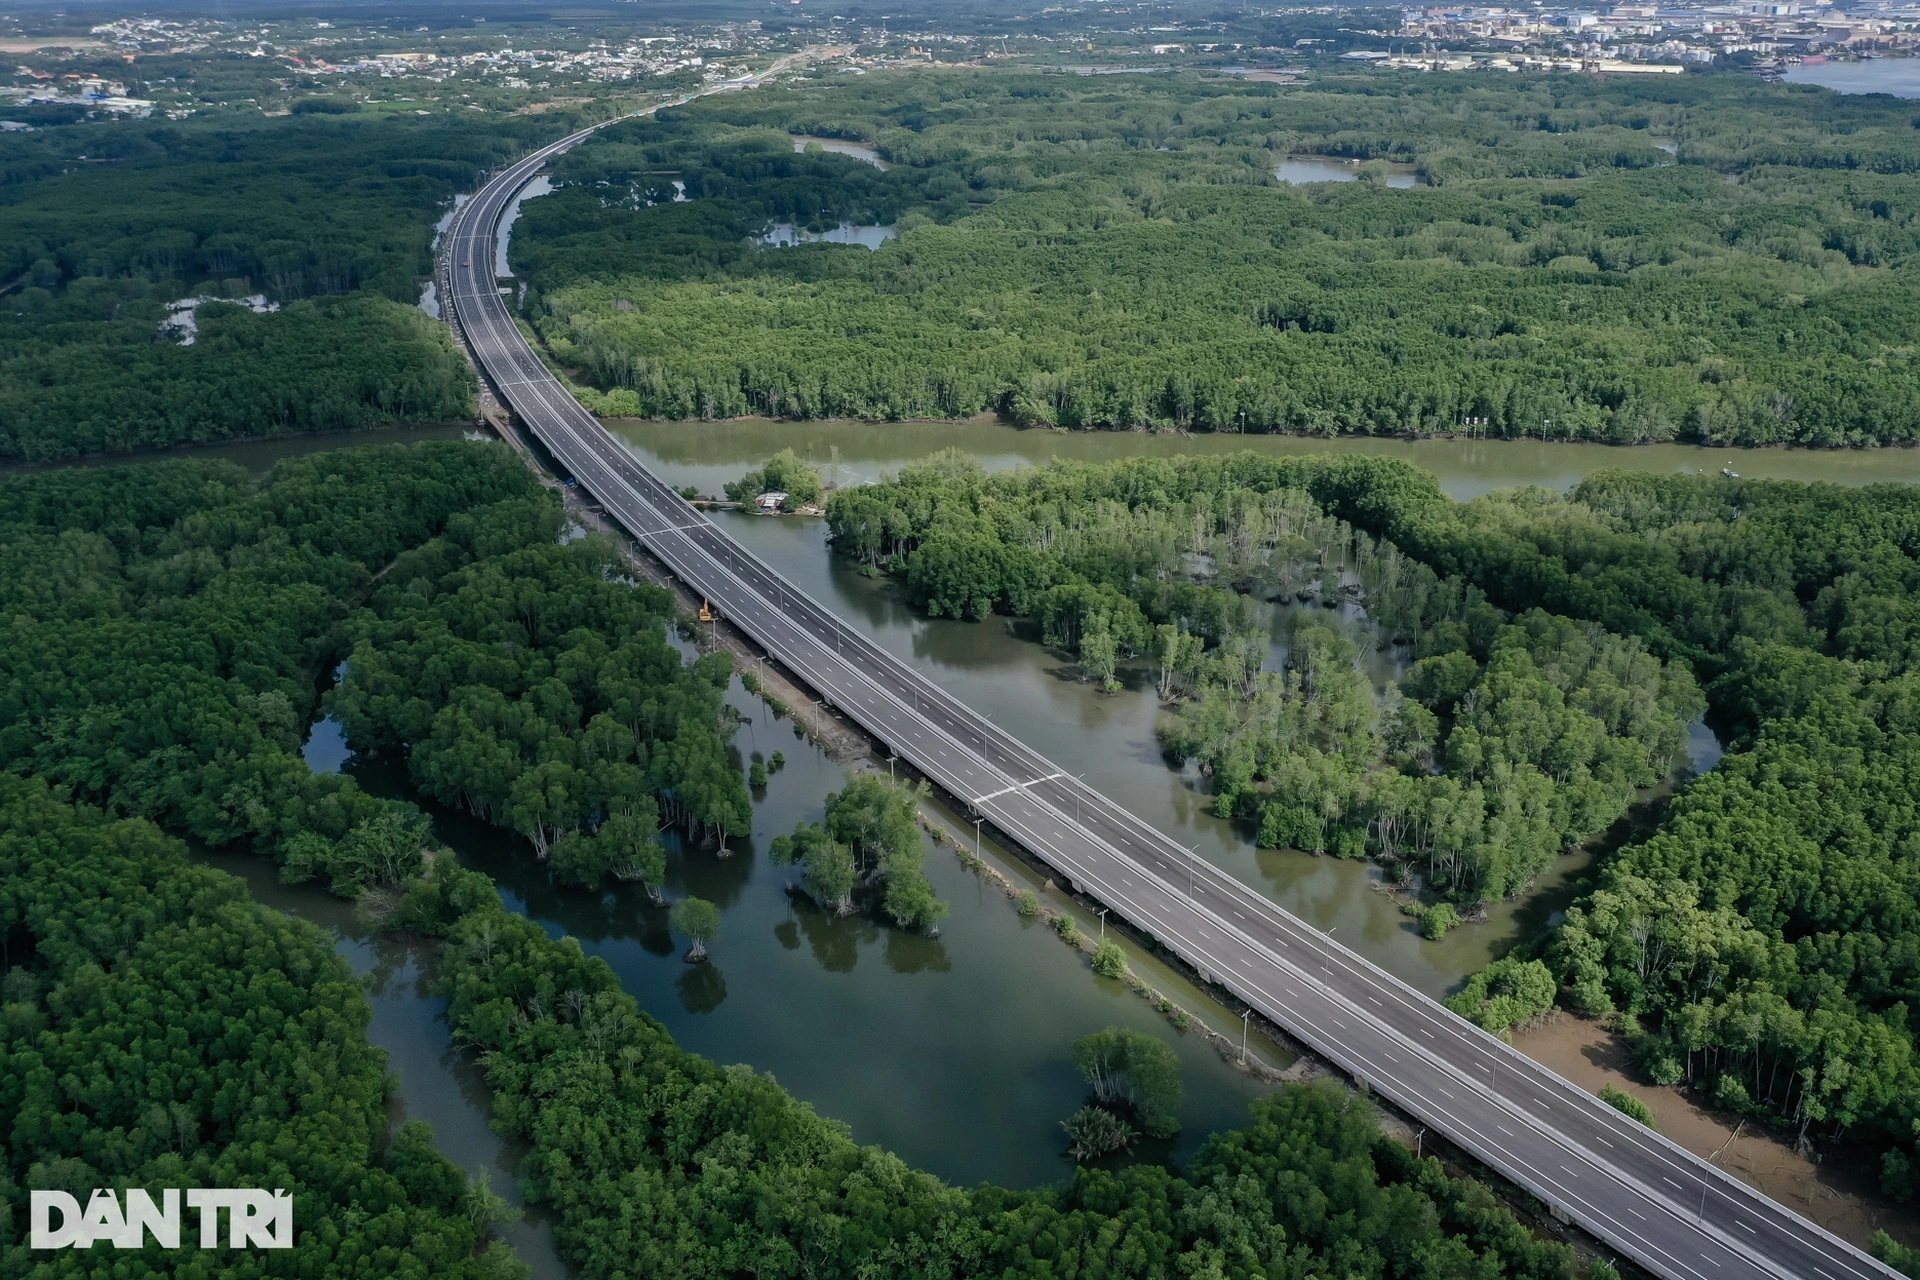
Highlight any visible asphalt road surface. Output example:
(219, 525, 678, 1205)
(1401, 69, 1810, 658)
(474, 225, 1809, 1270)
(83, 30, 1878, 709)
(443, 113, 1891, 1280)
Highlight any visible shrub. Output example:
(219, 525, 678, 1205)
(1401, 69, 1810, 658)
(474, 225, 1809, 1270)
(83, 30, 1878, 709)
(1091, 939, 1126, 978)
(1419, 902, 1459, 940)
(1061, 1106, 1136, 1161)
(1599, 1083, 1658, 1129)
(1016, 889, 1040, 916)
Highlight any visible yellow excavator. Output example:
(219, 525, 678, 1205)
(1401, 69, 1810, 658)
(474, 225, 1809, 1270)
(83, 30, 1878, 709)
(698, 598, 716, 623)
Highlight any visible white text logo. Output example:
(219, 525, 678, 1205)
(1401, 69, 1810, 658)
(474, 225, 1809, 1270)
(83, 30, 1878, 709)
(29, 1189, 293, 1249)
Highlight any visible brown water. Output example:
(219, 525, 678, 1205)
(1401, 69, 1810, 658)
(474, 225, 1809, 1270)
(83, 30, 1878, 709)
(0, 424, 480, 480)
(603, 418, 1771, 997)
(609, 416, 1920, 501)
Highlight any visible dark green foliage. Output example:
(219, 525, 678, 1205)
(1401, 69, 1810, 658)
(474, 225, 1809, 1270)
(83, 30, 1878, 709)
(527, 72, 1920, 445)
(1, 294, 474, 459)
(326, 495, 749, 868)
(431, 871, 1582, 1279)
(0, 773, 519, 1277)
(722, 448, 823, 508)
(1446, 957, 1559, 1034)
(0, 442, 536, 893)
(0, 110, 575, 458)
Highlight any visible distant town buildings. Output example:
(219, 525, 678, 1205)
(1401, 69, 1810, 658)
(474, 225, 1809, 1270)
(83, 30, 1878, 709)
(1392, 0, 1918, 67)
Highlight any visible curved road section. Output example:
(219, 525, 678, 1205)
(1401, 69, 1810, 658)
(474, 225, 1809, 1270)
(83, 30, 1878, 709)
(446, 121, 1891, 1280)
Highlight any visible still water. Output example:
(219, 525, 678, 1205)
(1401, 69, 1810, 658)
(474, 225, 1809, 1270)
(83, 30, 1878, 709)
(59, 418, 1900, 1269)
(190, 845, 576, 1280)
(1784, 57, 1920, 98)
(752, 222, 898, 250)
(268, 662, 1275, 1246)
(1274, 155, 1421, 188)
(495, 176, 553, 278)
(609, 415, 1920, 501)
(791, 134, 892, 169)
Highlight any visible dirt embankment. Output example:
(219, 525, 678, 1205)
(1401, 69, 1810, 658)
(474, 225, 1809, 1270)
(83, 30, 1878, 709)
(1514, 1014, 1920, 1253)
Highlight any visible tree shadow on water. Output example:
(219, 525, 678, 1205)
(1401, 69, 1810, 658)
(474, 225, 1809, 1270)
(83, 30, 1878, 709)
(795, 898, 874, 973)
(676, 962, 728, 1014)
(884, 928, 951, 975)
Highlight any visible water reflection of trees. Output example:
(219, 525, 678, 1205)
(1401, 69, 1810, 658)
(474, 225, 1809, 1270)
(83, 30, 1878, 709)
(676, 963, 728, 1014)
(668, 828, 756, 910)
(777, 891, 949, 975)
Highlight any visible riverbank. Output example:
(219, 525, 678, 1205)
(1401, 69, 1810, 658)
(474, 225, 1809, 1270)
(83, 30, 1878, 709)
(610, 415, 1920, 502)
(1514, 1015, 1920, 1256)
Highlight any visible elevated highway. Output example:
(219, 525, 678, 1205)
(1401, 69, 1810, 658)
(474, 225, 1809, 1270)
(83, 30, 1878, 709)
(443, 116, 1891, 1280)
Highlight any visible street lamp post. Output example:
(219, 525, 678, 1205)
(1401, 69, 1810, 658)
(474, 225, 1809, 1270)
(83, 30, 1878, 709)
(1241, 1008, 1250, 1064)
(1098, 907, 1108, 938)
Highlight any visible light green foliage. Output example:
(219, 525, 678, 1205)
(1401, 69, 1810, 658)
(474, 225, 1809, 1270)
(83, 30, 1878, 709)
(670, 896, 722, 960)
(1419, 902, 1459, 941)
(834, 452, 1697, 903)
(1446, 957, 1558, 1033)
(1874, 1230, 1920, 1279)
(1061, 1106, 1135, 1162)
(1016, 888, 1041, 917)
(724, 449, 824, 509)
(773, 773, 947, 928)
(0, 774, 516, 1278)
(529, 72, 1920, 447)
(1091, 939, 1127, 979)
(1072, 1026, 1185, 1139)
(1599, 1084, 1658, 1130)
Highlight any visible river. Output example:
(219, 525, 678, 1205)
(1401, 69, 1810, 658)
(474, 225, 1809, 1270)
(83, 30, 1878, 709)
(608, 416, 1920, 500)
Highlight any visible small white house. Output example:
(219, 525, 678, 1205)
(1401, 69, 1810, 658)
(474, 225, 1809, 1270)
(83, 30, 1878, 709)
(754, 491, 788, 512)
